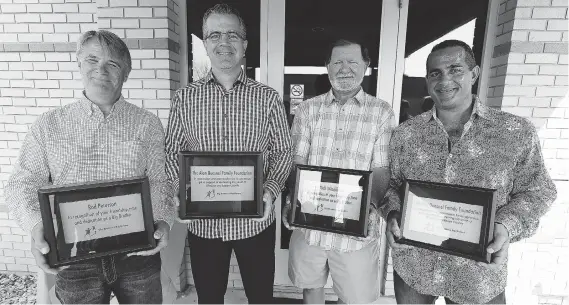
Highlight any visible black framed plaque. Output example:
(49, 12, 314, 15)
(290, 164, 372, 237)
(38, 176, 156, 268)
(179, 151, 263, 219)
(398, 179, 497, 262)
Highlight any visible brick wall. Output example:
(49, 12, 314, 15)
(489, 0, 569, 303)
(0, 0, 98, 274)
(1, 0, 567, 301)
(489, 0, 568, 179)
(384, 0, 568, 302)
(0, 0, 185, 279)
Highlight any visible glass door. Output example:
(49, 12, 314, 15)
(263, 0, 405, 292)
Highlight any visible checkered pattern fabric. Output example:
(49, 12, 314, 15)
(291, 89, 395, 252)
(6, 95, 174, 233)
(165, 70, 293, 240)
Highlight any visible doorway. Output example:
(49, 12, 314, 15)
(181, 0, 493, 298)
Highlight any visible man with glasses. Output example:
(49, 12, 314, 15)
(165, 3, 292, 304)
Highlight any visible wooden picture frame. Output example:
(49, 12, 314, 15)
(38, 176, 156, 268)
(398, 179, 497, 263)
(179, 151, 264, 219)
(290, 164, 372, 237)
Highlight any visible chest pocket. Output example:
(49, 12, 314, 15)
(109, 140, 145, 176)
(47, 138, 84, 183)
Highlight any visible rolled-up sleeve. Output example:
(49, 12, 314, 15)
(145, 115, 175, 228)
(495, 125, 557, 242)
(263, 92, 293, 198)
(5, 116, 51, 234)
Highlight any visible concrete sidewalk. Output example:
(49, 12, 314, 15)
(174, 287, 397, 304)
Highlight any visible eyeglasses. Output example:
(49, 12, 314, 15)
(205, 31, 245, 42)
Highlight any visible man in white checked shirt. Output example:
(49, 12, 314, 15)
(5, 30, 174, 304)
(282, 39, 396, 304)
(164, 4, 292, 304)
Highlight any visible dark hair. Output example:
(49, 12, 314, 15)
(202, 3, 247, 39)
(325, 39, 370, 65)
(427, 39, 477, 71)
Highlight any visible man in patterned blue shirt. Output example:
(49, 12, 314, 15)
(382, 40, 556, 304)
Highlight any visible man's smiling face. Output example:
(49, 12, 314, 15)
(203, 13, 248, 72)
(426, 46, 479, 111)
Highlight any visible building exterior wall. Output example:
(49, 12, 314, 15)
(384, 0, 568, 303)
(489, 0, 568, 304)
(0, 0, 567, 303)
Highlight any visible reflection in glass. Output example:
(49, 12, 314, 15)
(398, 0, 489, 122)
(187, 0, 261, 82)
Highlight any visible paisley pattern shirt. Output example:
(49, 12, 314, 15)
(381, 96, 557, 303)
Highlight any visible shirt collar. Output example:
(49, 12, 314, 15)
(424, 95, 493, 123)
(204, 68, 249, 87)
(324, 87, 366, 106)
(79, 91, 126, 117)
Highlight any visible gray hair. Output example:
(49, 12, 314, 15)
(76, 30, 132, 75)
(325, 39, 370, 66)
(202, 3, 247, 39)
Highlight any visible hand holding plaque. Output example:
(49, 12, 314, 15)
(397, 179, 497, 262)
(252, 190, 275, 222)
(31, 223, 63, 274)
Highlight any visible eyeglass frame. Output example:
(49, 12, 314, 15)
(204, 31, 246, 42)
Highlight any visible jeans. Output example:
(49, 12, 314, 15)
(55, 253, 162, 304)
(187, 223, 276, 304)
(394, 271, 506, 304)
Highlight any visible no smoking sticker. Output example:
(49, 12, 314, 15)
(290, 84, 304, 99)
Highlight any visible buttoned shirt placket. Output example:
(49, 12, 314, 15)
(430, 110, 479, 292)
(432, 110, 476, 184)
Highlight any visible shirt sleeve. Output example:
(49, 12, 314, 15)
(145, 114, 175, 228)
(290, 102, 311, 164)
(5, 116, 51, 234)
(494, 124, 557, 242)
(371, 105, 396, 169)
(379, 127, 404, 219)
(164, 90, 188, 208)
(263, 92, 293, 199)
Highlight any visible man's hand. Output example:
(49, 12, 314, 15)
(31, 223, 64, 274)
(386, 211, 413, 250)
(478, 223, 510, 269)
(354, 206, 380, 242)
(128, 220, 170, 257)
(173, 195, 198, 224)
(252, 189, 274, 222)
(282, 195, 292, 230)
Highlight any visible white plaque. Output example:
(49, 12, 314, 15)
(190, 166, 255, 201)
(297, 170, 362, 221)
(58, 194, 145, 244)
(404, 192, 483, 245)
